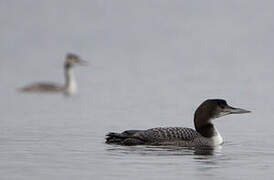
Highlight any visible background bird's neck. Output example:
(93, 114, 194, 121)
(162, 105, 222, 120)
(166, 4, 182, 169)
(64, 66, 77, 94)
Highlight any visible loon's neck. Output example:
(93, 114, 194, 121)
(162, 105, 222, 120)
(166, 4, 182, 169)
(194, 117, 223, 145)
(64, 66, 77, 95)
(194, 119, 223, 146)
(194, 114, 219, 137)
(195, 122, 218, 138)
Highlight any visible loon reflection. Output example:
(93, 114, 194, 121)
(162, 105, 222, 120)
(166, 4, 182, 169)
(20, 53, 87, 96)
(106, 99, 250, 147)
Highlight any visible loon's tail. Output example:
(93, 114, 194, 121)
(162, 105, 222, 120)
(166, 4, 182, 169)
(105, 130, 145, 145)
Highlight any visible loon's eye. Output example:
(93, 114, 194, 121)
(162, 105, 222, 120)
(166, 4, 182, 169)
(217, 102, 225, 109)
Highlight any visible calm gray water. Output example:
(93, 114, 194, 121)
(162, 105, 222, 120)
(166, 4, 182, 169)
(1, 1, 274, 179)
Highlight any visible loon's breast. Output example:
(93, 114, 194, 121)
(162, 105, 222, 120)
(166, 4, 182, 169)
(193, 130, 223, 147)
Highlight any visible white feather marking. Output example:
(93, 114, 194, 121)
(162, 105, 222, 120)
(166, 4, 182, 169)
(65, 67, 77, 95)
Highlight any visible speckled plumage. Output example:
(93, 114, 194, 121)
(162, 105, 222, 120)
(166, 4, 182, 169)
(137, 127, 199, 142)
(106, 127, 202, 146)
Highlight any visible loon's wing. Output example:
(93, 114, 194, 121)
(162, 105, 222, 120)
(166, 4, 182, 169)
(105, 130, 145, 145)
(106, 127, 200, 146)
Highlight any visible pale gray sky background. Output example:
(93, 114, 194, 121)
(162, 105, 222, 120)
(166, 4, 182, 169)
(1, 1, 274, 128)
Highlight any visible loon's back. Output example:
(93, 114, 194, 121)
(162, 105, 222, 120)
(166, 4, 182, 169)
(106, 127, 201, 146)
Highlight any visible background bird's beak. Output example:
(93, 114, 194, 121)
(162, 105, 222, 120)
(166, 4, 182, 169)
(77, 59, 88, 66)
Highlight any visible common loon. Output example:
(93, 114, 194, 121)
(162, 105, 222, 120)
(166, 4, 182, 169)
(106, 99, 250, 147)
(20, 53, 87, 96)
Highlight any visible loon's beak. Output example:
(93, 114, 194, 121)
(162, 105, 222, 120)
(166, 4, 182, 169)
(225, 105, 251, 114)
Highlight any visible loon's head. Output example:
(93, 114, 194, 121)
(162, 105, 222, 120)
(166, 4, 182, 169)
(65, 53, 88, 68)
(194, 99, 250, 138)
(194, 99, 250, 127)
